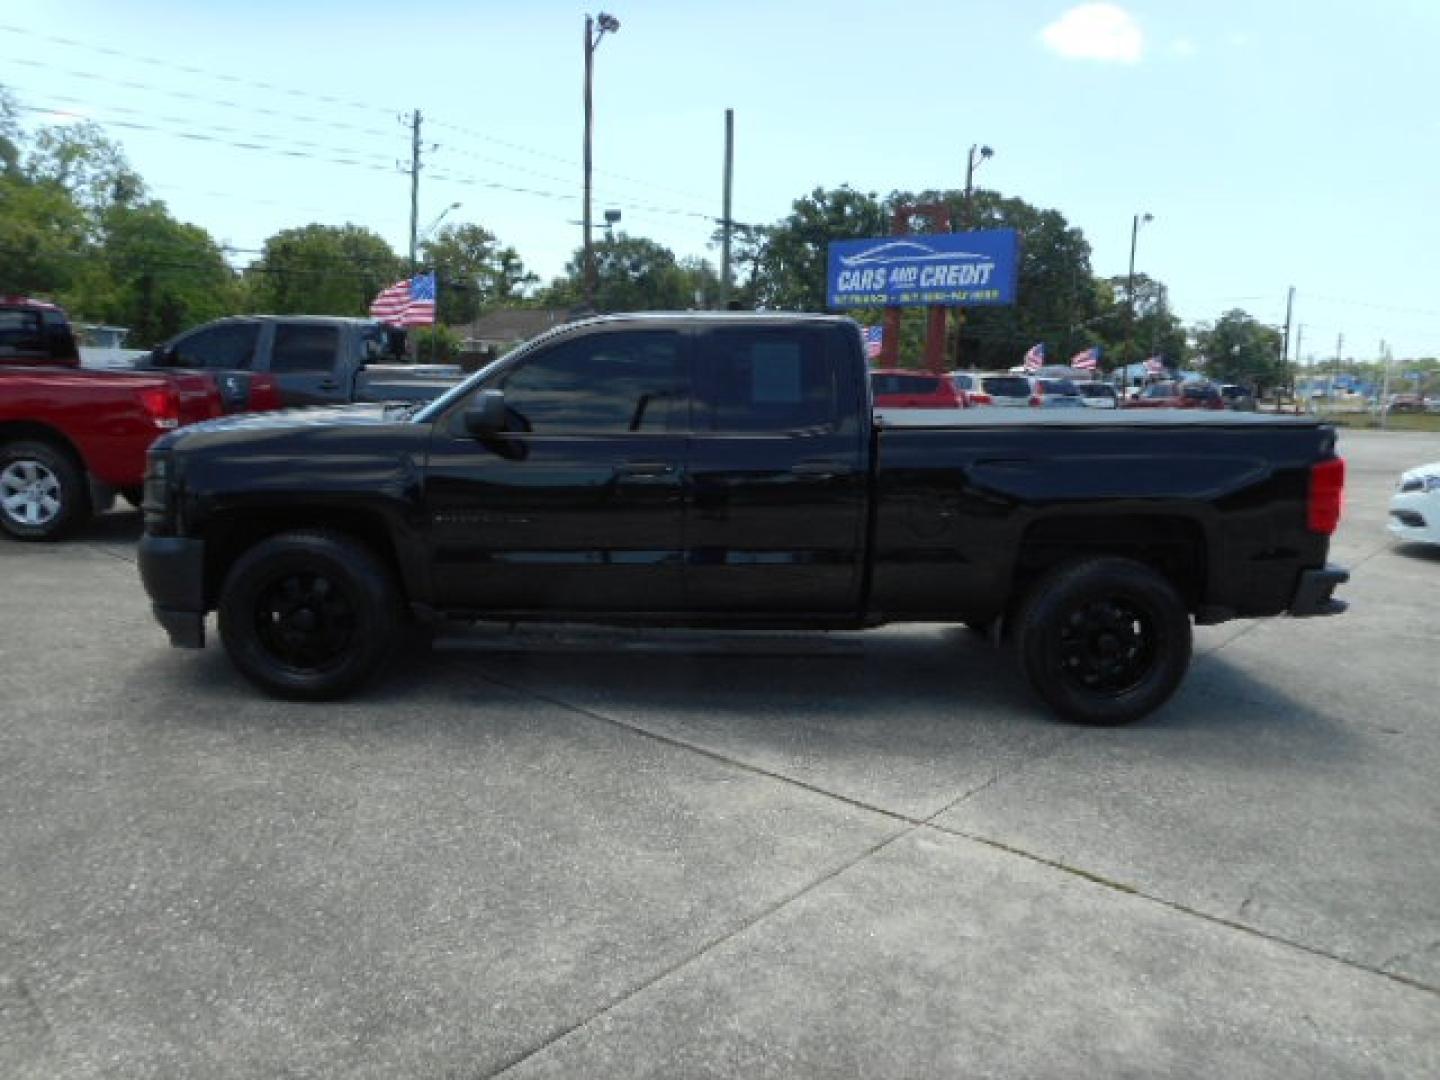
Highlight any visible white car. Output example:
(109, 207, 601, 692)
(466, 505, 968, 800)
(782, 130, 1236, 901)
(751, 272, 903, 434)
(1388, 461, 1440, 545)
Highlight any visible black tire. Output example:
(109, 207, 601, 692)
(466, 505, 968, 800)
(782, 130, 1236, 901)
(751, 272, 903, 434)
(0, 440, 90, 541)
(1012, 557, 1192, 725)
(120, 486, 144, 510)
(218, 530, 400, 700)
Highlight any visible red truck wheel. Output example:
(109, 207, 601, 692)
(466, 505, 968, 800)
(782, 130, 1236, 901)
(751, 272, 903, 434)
(0, 440, 89, 541)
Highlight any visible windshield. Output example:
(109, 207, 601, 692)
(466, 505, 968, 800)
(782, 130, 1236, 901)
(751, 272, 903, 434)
(1040, 379, 1079, 396)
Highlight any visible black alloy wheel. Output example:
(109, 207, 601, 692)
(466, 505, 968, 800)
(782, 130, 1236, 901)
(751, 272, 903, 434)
(1012, 557, 1192, 725)
(219, 530, 400, 700)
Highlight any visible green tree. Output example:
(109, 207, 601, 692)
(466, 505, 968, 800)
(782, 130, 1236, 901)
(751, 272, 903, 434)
(542, 233, 700, 312)
(1087, 273, 1187, 372)
(246, 224, 404, 316)
(0, 174, 89, 295)
(1194, 309, 1286, 390)
(22, 120, 144, 217)
(751, 186, 888, 311)
(68, 201, 239, 345)
(419, 222, 538, 324)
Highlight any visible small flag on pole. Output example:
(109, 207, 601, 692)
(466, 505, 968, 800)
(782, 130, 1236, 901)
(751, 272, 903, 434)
(1070, 346, 1099, 371)
(1022, 343, 1045, 372)
(369, 273, 437, 327)
(861, 325, 884, 359)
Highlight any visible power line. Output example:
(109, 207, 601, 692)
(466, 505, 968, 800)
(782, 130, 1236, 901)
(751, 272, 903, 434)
(12, 95, 400, 171)
(0, 24, 396, 117)
(12, 101, 398, 173)
(0, 57, 399, 140)
(3, 34, 747, 221)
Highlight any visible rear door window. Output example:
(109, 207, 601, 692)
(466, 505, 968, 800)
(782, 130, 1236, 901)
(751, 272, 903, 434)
(696, 328, 836, 432)
(271, 324, 338, 374)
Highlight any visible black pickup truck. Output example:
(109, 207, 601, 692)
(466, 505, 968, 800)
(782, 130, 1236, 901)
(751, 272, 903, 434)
(141, 315, 462, 408)
(137, 313, 1348, 724)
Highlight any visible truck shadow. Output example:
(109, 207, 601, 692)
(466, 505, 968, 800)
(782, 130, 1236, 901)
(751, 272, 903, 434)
(1390, 541, 1440, 564)
(137, 621, 1358, 784)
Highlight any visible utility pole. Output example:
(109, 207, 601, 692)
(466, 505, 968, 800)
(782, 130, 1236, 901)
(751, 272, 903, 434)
(1332, 332, 1343, 411)
(953, 143, 993, 368)
(1284, 283, 1296, 371)
(581, 14, 620, 312)
(408, 110, 423, 271)
(1379, 339, 1392, 430)
(1293, 323, 1304, 412)
(1123, 212, 1153, 393)
(720, 108, 734, 308)
(583, 16, 595, 309)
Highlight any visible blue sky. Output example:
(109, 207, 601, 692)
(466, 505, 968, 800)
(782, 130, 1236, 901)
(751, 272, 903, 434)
(3, 1, 1437, 359)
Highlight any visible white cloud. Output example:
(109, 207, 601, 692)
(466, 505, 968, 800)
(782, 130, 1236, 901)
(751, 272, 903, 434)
(1170, 37, 1198, 58)
(1040, 4, 1144, 64)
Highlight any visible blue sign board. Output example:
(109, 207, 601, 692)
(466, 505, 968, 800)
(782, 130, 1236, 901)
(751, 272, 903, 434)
(827, 229, 1020, 309)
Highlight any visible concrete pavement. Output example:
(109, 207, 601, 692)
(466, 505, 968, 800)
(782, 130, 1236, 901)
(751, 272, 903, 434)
(1, 427, 1437, 1077)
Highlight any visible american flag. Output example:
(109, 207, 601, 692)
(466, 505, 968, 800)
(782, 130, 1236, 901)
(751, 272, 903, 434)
(1022, 343, 1045, 372)
(861, 325, 883, 359)
(369, 273, 437, 327)
(1145, 356, 1165, 374)
(1070, 346, 1099, 371)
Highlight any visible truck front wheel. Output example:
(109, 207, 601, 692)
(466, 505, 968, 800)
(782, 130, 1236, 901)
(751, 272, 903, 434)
(0, 440, 89, 541)
(1012, 557, 1191, 725)
(218, 530, 400, 700)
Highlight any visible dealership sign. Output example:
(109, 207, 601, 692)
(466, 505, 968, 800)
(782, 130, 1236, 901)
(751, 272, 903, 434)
(827, 230, 1019, 308)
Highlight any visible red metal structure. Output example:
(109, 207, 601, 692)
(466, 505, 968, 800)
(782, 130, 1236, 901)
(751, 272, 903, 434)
(876, 203, 954, 373)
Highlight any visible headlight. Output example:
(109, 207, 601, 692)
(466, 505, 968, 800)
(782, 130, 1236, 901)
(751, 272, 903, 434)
(142, 452, 177, 535)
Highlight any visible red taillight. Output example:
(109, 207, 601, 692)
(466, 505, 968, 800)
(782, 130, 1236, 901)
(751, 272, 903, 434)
(1028, 396, 1042, 407)
(1308, 457, 1345, 535)
(970, 392, 992, 406)
(136, 386, 181, 430)
(249, 377, 284, 412)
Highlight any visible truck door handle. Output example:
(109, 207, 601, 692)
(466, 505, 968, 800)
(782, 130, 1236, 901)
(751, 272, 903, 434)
(318, 379, 339, 391)
(615, 461, 675, 477)
(791, 459, 852, 478)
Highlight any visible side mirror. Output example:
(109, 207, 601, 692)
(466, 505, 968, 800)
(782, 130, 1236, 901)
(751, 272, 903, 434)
(149, 346, 172, 367)
(462, 390, 507, 436)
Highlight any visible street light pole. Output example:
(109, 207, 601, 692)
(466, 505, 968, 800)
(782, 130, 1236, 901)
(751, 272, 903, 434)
(1123, 212, 1153, 392)
(582, 13, 620, 312)
(953, 143, 993, 368)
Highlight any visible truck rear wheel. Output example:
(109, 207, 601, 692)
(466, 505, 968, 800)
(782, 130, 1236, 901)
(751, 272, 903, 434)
(218, 530, 400, 700)
(1012, 557, 1191, 725)
(0, 440, 89, 541)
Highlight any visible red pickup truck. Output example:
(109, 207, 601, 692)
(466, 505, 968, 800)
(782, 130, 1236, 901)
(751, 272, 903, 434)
(1, 297, 252, 540)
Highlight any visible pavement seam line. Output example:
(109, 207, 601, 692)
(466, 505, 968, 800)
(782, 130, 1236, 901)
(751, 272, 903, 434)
(483, 823, 916, 1079)
(472, 669, 924, 827)
(928, 823, 1440, 998)
(472, 657, 1439, 1065)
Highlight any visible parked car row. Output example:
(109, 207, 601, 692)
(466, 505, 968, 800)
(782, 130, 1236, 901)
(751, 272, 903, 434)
(2, 301, 472, 541)
(2, 296, 270, 540)
(870, 370, 1098, 411)
(870, 367, 1258, 415)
